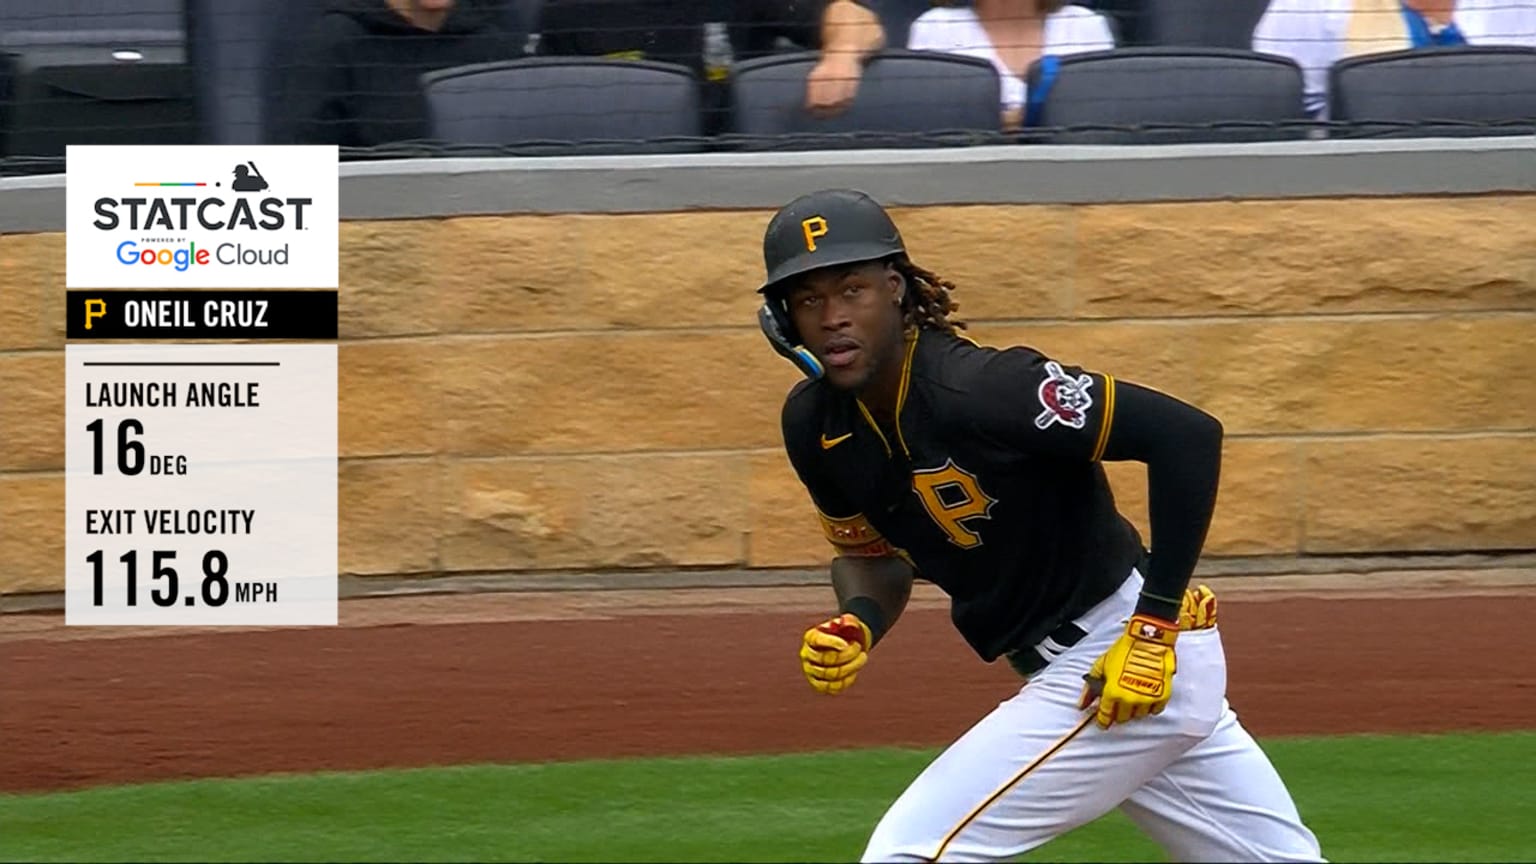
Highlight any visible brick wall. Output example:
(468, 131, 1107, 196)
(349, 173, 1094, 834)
(3, 196, 1533, 594)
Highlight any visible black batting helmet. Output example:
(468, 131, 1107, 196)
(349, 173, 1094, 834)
(758, 188, 906, 297)
(755, 189, 906, 381)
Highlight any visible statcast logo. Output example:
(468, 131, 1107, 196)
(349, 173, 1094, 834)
(94, 162, 311, 271)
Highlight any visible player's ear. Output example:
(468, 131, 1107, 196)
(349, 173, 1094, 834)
(887, 263, 905, 305)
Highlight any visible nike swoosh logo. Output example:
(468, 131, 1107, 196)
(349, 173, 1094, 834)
(820, 433, 853, 450)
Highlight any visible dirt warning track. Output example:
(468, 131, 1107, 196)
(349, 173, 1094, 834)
(2, 576, 1533, 794)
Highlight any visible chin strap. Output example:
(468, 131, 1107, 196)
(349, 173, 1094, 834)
(758, 302, 824, 381)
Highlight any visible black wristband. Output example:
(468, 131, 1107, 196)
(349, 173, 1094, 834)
(1134, 591, 1182, 624)
(841, 595, 888, 648)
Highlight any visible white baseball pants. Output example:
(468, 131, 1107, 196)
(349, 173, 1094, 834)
(861, 571, 1326, 863)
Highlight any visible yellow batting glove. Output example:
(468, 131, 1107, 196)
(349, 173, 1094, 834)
(800, 613, 872, 695)
(1180, 584, 1219, 631)
(1079, 613, 1179, 729)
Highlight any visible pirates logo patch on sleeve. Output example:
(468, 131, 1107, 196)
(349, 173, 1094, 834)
(1035, 361, 1095, 430)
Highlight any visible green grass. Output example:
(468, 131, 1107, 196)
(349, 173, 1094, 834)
(2, 731, 1532, 862)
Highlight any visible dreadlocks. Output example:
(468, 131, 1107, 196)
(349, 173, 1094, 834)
(894, 256, 967, 336)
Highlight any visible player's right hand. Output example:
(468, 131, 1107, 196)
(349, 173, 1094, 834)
(800, 613, 872, 695)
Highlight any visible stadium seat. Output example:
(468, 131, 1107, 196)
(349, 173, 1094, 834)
(726, 49, 1002, 150)
(1327, 46, 1536, 139)
(0, 0, 195, 158)
(190, 0, 537, 146)
(1140, 0, 1269, 49)
(420, 56, 706, 154)
(1024, 47, 1309, 144)
(0, 31, 197, 158)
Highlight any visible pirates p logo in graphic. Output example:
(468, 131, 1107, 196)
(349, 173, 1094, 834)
(1035, 361, 1094, 430)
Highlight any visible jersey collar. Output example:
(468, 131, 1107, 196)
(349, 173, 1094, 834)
(855, 327, 919, 459)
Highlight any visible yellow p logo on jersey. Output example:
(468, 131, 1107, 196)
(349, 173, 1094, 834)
(912, 459, 997, 549)
(801, 216, 828, 252)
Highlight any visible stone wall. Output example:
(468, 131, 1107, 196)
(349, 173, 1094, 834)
(3, 195, 1534, 594)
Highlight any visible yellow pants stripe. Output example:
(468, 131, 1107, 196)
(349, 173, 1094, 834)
(931, 714, 1095, 860)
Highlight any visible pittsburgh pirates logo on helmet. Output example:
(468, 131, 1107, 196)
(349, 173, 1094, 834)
(801, 216, 828, 252)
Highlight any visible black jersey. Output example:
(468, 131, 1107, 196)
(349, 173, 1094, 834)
(781, 328, 1146, 663)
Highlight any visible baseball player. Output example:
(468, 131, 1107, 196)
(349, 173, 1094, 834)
(756, 188, 1326, 863)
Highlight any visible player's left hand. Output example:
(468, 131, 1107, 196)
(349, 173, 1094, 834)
(1079, 614, 1179, 729)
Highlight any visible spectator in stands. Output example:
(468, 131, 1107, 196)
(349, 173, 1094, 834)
(868, 0, 1149, 49)
(534, 0, 715, 77)
(906, 0, 1117, 130)
(1253, 0, 1536, 117)
(284, 0, 525, 147)
(733, 0, 890, 117)
(1084, 0, 1152, 44)
(536, 0, 886, 118)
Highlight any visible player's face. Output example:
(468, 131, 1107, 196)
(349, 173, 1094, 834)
(785, 262, 903, 392)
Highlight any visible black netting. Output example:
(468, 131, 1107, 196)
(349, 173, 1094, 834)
(1, 1, 1533, 176)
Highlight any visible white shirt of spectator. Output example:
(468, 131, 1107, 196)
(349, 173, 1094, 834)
(906, 5, 1116, 114)
(1253, 0, 1536, 117)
